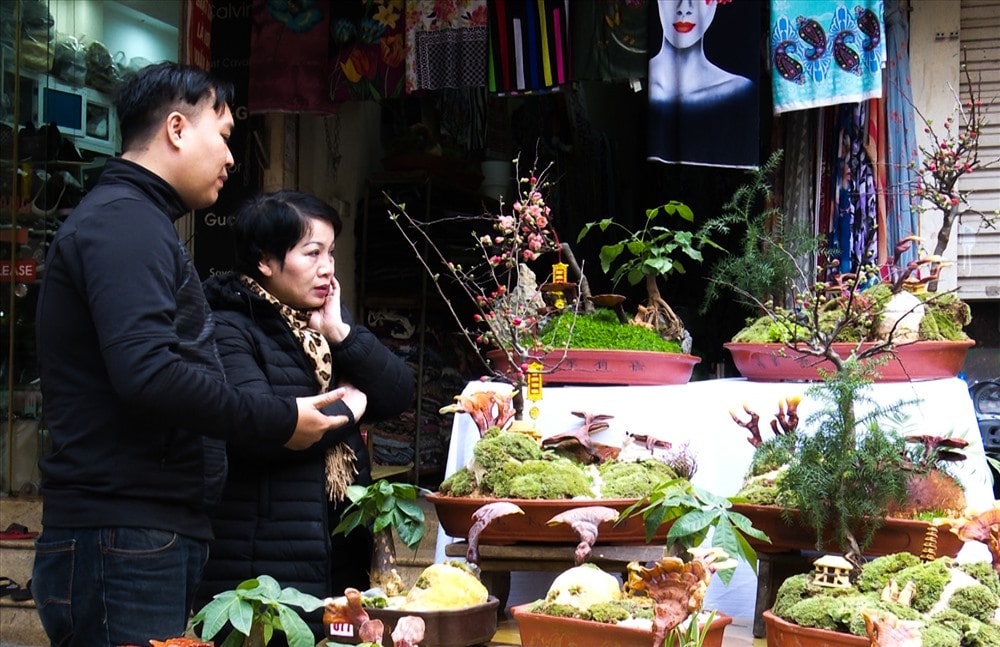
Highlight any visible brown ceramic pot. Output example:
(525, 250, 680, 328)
(427, 492, 670, 544)
(730, 503, 964, 557)
(762, 609, 867, 647)
(513, 605, 733, 647)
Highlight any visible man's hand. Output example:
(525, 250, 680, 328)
(286, 388, 350, 450)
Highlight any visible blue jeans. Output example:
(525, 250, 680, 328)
(32, 527, 208, 647)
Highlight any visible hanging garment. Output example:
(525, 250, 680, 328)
(646, 0, 761, 168)
(329, 1, 406, 102)
(487, 0, 572, 95)
(404, 0, 488, 94)
(883, 0, 919, 269)
(828, 102, 879, 275)
(249, 0, 406, 111)
(770, 0, 886, 115)
(571, 0, 649, 82)
(248, 0, 333, 112)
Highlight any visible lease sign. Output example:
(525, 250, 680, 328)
(0, 259, 37, 282)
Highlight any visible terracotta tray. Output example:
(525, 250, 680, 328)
(763, 609, 866, 647)
(428, 493, 669, 544)
(512, 605, 732, 647)
(487, 349, 700, 385)
(724, 340, 974, 382)
(731, 503, 964, 557)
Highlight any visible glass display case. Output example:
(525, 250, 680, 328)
(1, 0, 181, 494)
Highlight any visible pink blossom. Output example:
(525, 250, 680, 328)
(497, 215, 515, 232)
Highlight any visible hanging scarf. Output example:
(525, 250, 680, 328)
(240, 275, 357, 503)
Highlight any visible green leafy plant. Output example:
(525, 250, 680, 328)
(189, 575, 323, 647)
(333, 479, 426, 596)
(665, 609, 719, 647)
(578, 201, 720, 344)
(620, 477, 768, 585)
(334, 480, 426, 551)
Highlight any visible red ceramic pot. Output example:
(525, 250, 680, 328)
(487, 348, 700, 385)
(724, 340, 974, 382)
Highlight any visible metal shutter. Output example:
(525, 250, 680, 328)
(958, 0, 1000, 299)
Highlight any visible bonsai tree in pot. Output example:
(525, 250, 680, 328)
(696, 149, 974, 382)
(385, 153, 702, 414)
(332, 479, 427, 597)
(577, 199, 720, 352)
(730, 357, 971, 563)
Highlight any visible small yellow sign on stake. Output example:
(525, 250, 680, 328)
(526, 361, 544, 420)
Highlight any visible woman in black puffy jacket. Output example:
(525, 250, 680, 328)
(196, 190, 415, 643)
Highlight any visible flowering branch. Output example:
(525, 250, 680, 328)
(385, 154, 564, 396)
(912, 53, 999, 270)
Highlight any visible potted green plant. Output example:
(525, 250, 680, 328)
(332, 479, 427, 597)
(697, 151, 975, 383)
(577, 199, 721, 351)
(729, 357, 971, 562)
(188, 575, 324, 647)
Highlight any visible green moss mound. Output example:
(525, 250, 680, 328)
(539, 308, 682, 352)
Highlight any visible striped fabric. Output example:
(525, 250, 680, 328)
(487, 0, 571, 95)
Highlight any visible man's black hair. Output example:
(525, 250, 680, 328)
(115, 62, 235, 152)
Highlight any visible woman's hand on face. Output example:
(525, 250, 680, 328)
(309, 277, 351, 343)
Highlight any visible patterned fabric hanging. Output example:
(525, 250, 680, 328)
(571, 0, 649, 82)
(404, 0, 488, 94)
(770, 0, 886, 115)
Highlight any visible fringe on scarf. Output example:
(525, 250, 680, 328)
(325, 443, 358, 502)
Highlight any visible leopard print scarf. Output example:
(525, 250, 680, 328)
(240, 275, 357, 502)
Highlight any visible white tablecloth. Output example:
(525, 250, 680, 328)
(435, 377, 996, 617)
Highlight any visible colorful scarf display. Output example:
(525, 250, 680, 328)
(487, 0, 571, 95)
(824, 102, 880, 275)
(770, 0, 886, 115)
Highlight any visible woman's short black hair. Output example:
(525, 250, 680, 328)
(230, 190, 343, 280)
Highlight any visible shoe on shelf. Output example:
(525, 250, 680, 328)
(18, 122, 63, 162)
(31, 174, 66, 216)
(56, 137, 90, 164)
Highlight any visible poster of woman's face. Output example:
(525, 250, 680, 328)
(660, 0, 719, 50)
(646, 0, 761, 168)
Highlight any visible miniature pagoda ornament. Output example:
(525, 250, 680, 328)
(812, 554, 853, 588)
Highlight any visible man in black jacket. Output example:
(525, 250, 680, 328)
(32, 63, 350, 647)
